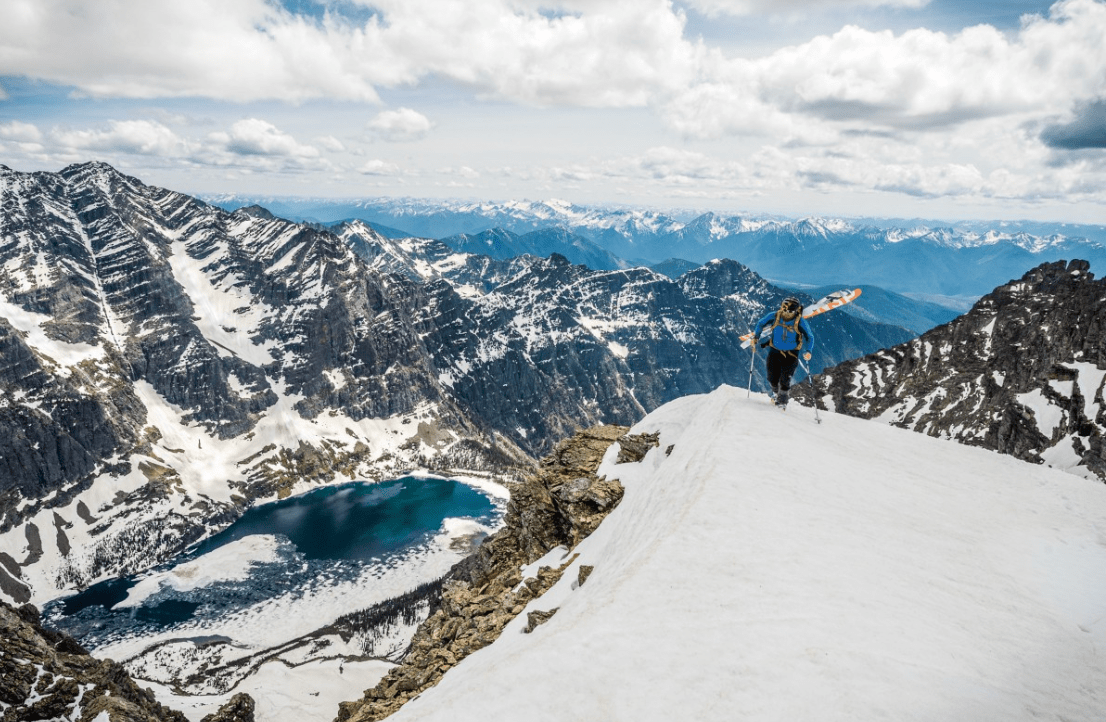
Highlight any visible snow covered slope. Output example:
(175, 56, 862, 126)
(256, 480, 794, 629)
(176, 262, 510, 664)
(385, 385, 1106, 722)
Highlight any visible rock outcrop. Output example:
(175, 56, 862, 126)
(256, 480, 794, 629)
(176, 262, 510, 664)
(0, 599, 254, 722)
(799, 260, 1106, 480)
(336, 424, 651, 722)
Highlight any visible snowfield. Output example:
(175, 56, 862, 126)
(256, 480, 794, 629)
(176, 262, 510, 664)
(386, 384, 1106, 722)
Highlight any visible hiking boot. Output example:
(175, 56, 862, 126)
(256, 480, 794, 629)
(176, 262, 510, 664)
(775, 391, 789, 408)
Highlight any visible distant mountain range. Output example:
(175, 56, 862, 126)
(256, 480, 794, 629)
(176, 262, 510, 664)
(204, 195, 1106, 301)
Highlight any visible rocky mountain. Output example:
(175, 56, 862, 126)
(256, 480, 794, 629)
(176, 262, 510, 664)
(206, 195, 1106, 299)
(0, 599, 257, 722)
(799, 260, 1106, 482)
(0, 162, 909, 610)
(439, 226, 627, 271)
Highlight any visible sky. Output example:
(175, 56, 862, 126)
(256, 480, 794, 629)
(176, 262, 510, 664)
(1, 0, 1105, 222)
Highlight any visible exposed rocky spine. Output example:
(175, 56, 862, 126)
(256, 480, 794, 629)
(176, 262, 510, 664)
(0, 599, 252, 722)
(336, 424, 650, 722)
(798, 260, 1106, 480)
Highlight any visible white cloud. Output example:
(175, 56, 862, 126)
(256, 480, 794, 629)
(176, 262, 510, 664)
(51, 120, 191, 156)
(0, 0, 701, 106)
(10, 116, 334, 175)
(367, 108, 432, 142)
(683, 0, 929, 17)
(359, 159, 400, 175)
(0, 120, 43, 142)
(3, 0, 1101, 137)
(0, 0, 381, 102)
(663, 0, 1106, 139)
(316, 135, 346, 152)
(209, 118, 321, 158)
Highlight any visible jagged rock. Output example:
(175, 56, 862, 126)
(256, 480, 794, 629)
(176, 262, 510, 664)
(0, 600, 189, 722)
(615, 431, 660, 463)
(523, 608, 559, 633)
(800, 260, 1106, 480)
(335, 425, 626, 722)
(200, 693, 256, 722)
(577, 565, 595, 587)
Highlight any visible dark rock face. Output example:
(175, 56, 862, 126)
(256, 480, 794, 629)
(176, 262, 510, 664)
(799, 260, 1106, 480)
(0, 600, 201, 722)
(201, 693, 256, 722)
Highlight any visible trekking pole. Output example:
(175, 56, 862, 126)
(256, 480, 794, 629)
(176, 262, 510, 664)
(797, 358, 821, 424)
(746, 338, 757, 398)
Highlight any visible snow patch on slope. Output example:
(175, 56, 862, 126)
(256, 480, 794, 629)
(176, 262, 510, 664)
(386, 385, 1106, 722)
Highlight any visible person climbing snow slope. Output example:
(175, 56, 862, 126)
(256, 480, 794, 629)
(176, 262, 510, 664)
(752, 297, 814, 409)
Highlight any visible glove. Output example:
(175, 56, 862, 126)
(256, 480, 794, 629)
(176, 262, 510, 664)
(803, 352, 811, 361)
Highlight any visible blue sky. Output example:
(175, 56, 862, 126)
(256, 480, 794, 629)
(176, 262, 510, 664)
(1, 0, 1104, 222)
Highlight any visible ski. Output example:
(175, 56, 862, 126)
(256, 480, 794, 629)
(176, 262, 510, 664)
(740, 288, 861, 348)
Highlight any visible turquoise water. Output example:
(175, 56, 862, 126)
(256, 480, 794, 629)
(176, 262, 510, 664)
(190, 476, 496, 561)
(51, 476, 499, 634)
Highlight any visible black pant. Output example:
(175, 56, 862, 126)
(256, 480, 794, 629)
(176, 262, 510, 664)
(766, 349, 799, 393)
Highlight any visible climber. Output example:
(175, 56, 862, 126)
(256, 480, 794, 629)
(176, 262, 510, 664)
(751, 297, 814, 409)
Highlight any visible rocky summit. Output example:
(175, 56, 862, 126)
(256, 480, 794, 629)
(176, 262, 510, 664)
(0, 161, 908, 607)
(800, 260, 1106, 481)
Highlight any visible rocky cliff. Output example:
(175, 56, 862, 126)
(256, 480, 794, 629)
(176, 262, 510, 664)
(336, 424, 647, 722)
(798, 260, 1106, 481)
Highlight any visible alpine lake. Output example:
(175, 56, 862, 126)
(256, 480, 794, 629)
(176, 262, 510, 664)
(43, 476, 503, 649)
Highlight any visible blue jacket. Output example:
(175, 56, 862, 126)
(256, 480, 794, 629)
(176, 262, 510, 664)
(753, 311, 814, 354)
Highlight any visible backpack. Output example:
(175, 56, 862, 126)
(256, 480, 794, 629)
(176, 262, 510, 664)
(762, 305, 805, 352)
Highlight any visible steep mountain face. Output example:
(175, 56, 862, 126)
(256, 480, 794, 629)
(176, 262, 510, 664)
(0, 163, 911, 608)
(0, 163, 525, 605)
(802, 260, 1106, 481)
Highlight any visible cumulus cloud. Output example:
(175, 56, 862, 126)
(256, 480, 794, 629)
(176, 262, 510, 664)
(3, 0, 1103, 137)
(209, 119, 321, 158)
(0, 0, 381, 102)
(10, 116, 337, 175)
(0, 0, 703, 107)
(52, 120, 192, 156)
(359, 159, 400, 175)
(315, 135, 346, 152)
(682, 0, 928, 17)
(0, 120, 43, 143)
(664, 0, 1106, 138)
(1040, 98, 1106, 149)
(367, 108, 432, 142)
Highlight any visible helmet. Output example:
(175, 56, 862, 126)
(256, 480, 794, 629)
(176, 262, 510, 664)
(780, 297, 803, 315)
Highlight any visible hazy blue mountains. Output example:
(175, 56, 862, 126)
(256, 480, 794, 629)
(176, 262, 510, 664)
(205, 195, 1106, 302)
